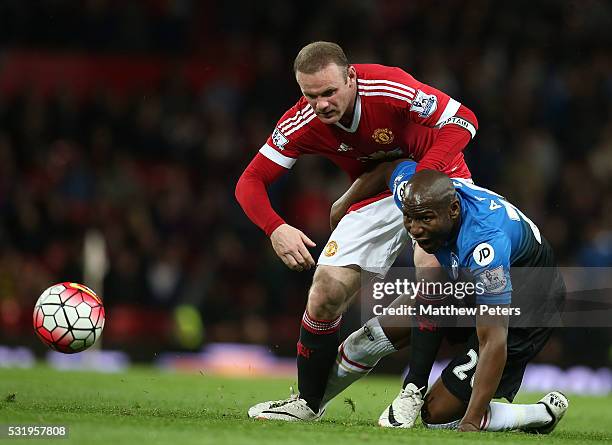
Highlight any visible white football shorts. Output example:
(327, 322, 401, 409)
(317, 178, 474, 273)
(317, 196, 407, 276)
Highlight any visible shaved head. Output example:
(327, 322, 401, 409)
(403, 170, 456, 212)
(401, 170, 461, 254)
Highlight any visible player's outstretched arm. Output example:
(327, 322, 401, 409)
(458, 314, 508, 432)
(236, 153, 288, 236)
(330, 159, 405, 230)
(236, 153, 315, 271)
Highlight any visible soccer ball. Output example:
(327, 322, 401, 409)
(33, 282, 105, 353)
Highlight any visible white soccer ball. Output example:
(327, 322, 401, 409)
(33, 282, 105, 353)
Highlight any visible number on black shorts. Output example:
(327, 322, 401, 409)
(452, 348, 478, 388)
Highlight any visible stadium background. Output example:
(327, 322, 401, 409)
(0, 0, 610, 375)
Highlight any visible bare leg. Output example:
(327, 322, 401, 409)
(421, 377, 468, 426)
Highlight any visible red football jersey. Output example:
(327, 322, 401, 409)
(261, 64, 473, 184)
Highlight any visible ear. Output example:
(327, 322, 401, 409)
(347, 65, 356, 84)
(449, 198, 461, 219)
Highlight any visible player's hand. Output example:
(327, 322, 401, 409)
(270, 224, 316, 271)
(457, 421, 480, 432)
(330, 198, 350, 231)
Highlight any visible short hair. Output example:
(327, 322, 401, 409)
(293, 41, 349, 75)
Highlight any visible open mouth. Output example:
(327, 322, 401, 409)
(416, 238, 432, 248)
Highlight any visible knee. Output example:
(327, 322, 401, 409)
(307, 272, 352, 319)
(413, 245, 440, 268)
(414, 246, 448, 285)
(420, 392, 465, 425)
(421, 395, 446, 425)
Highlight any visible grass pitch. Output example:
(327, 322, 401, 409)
(1, 366, 610, 444)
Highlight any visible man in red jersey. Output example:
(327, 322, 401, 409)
(235, 41, 478, 421)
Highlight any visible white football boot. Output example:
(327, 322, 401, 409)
(527, 391, 569, 434)
(378, 383, 425, 428)
(248, 394, 325, 421)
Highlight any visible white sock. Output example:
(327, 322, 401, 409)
(320, 318, 396, 408)
(423, 402, 552, 431)
(423, 419, 461, 430)
(483, 402, 552, 431)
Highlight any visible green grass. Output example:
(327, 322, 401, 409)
(0, 366, 610, 444)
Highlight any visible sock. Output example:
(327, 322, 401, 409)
(320, 318, 396, 408)
(482, 402, 553, 431)
(403, 293, 446, 392)
(423, 402, 553, 431)
(423, 419, 461, 430)
(297, 310, 342, 412)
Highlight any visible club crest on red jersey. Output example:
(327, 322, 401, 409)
(372, 128, 394, 144)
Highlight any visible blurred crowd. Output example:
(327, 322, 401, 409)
(0, 0, 610, 365)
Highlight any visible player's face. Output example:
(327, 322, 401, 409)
(403, 208, 450, 254)
(403, 199, 458, 254)
(296, 64, 356, 125)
